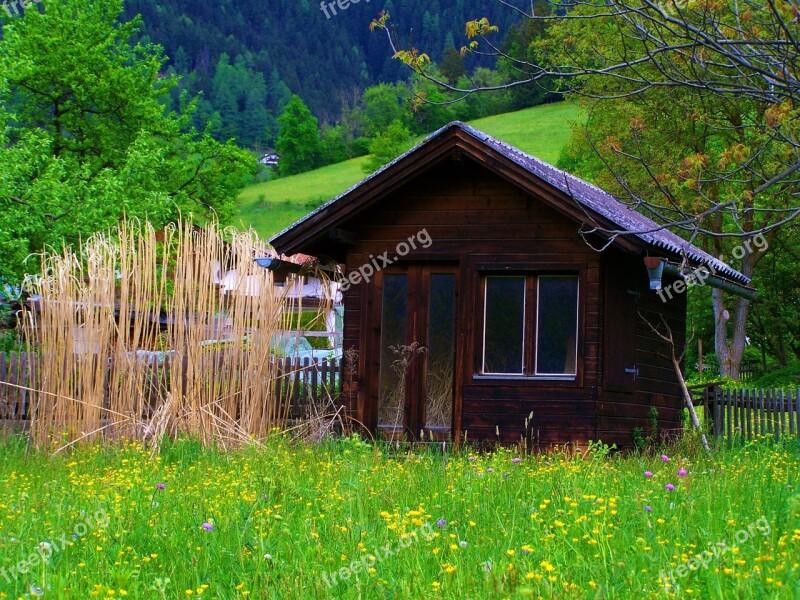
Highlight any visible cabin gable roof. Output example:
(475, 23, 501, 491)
(270, 121, 751, 290)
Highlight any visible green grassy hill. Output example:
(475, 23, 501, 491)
(235, 102, 583, 239)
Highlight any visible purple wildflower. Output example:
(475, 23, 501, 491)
(436, 518, 447, 528)
(201, 522, 214, 531)
(644, 471, 653, 478)
(665, 483, 675, 491)
(156, 483, 165, 490)
(678, 468, 688, 477)
(512, 457, 522, 464)
(661, 454, 670, 462)
(645, 505, 652, 512)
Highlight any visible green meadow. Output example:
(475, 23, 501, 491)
(235, 103, 582, 239)
(0, 434, 798, 598)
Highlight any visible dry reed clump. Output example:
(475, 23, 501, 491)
(20, 219, 332, 450)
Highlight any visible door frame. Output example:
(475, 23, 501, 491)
(369, 263, 460, 441)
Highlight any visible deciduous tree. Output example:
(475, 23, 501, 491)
(0, 0, 254, 284)
(362, 120, 411, 174)
(276, 95, 322, 176)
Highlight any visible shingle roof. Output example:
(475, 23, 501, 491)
(270, 121, 750, 286)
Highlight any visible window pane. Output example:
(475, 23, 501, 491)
(425, 274, 455, 434)
(536, 276, 579, 375)
(483, 276, 525, 374)
(378, 274, 408, 431)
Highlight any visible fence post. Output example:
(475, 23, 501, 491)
(0, 353, 8, 420)
(311, 358, 319, 404)
(744, 388, 751, 441)
(724, 388, 732, 446)
(779, 389, 786, 440)
(795, 389, 800, 439)
(772, 389, 779, 442)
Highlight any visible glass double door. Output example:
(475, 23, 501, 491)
(377, 265, 457, 441)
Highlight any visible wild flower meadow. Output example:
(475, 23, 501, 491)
(0, 434, 798, 598)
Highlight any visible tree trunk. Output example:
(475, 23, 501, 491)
(712, 288, 750, 379)
(712, 249, 758, 380)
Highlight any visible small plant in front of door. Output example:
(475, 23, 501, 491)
(379, 342, 427, 443)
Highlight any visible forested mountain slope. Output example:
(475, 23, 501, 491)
(123, 0, 523, 145)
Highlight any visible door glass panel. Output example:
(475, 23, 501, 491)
(424, 273, 455, 436)
(482, 276, 526, 374)
(378, 274, 408, 432)
(536, 276, 579, 375)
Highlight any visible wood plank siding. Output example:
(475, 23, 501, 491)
(335, 158, 684, 447)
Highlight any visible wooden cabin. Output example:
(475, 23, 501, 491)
(270, 122, 754, 448)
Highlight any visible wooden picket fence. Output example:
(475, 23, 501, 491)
(274, 355, 341, 418)
(0, 352, 341, 425)
(0, 352, 32, 422)
(693, 384, 800, 444)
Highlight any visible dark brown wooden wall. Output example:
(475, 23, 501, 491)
(338, 157, 684, 448)
(597, 250, 686, 447)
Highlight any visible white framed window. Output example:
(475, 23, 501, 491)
(479, 273, 579, 378)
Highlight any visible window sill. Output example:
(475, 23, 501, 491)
(473, 374, 577, 382)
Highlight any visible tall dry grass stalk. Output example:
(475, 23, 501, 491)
(22, 220, 329, 449)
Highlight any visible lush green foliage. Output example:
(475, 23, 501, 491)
(750, 364, 800, 390)
(0, 434, 798, 598)
(236, 103, 582, 238)
(362, 120, 412, 174)
(0, 0, 254, 285)
(360, 84, 412, 138)
(748, 231, 800, 368)
(276, 96, 322, 176)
